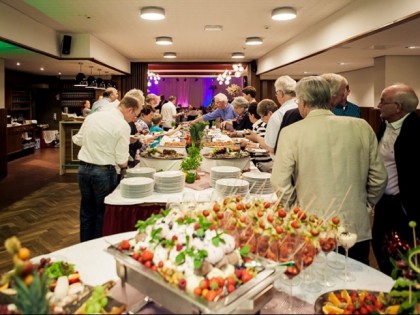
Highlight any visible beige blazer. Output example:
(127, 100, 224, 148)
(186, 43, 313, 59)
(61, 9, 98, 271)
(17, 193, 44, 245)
(271, 109, 387, 241)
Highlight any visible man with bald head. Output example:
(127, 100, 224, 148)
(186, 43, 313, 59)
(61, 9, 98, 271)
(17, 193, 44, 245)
(372, 83, 420, 275)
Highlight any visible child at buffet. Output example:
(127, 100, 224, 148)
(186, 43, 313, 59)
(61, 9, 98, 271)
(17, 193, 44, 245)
(149, 113, 181, 148)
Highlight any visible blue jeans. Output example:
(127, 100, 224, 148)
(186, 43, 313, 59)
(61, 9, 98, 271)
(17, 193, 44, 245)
(78, 164, 118, 242)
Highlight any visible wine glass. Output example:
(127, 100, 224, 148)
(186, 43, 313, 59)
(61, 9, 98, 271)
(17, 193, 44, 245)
(337, 222, 358, 283)
(166, 195, 181, 212)
(276, 236, 305, 314)
(181, 191, 196, 213)
(318, 230, 337, 288)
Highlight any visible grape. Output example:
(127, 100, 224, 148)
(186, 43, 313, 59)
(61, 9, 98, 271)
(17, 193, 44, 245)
(99, 297, 108, 307)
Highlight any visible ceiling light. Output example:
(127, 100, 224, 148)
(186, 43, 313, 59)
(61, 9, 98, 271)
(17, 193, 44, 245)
(406, 45, 420, 49)
(74, 62, 88, 87)
(156, 36, 173, 45)
(245, 37, 263, 45)
(231, 52, 245, 59)
(272, 7, 297, 21)
(140, 7, 165, 20)
(204, 25, 223, 31)
(16, 62, 20, 66)
(163, 52, 177, 59)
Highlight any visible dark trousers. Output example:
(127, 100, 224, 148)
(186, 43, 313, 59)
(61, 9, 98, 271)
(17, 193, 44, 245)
(338, 240, 370, 266)
(78, 163, 118, 242)
(372, 194, 411, 276)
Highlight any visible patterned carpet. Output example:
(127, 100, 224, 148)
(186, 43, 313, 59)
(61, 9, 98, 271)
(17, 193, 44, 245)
(0, 182, 80, 272)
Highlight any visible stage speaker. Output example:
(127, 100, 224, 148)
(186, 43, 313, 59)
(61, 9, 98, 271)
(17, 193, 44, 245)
(61, 35, 72, 55)
(250, 60, 257, 73)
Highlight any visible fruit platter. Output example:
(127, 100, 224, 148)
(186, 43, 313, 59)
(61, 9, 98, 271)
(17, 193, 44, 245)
(203, 146, 250, 159)
(0, 237, 125, 314)
(141, 148, 186, 159)
(106, 195, 342, 313)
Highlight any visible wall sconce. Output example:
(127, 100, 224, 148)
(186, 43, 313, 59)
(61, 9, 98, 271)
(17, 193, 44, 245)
(140, 7, 165, 20)
(217, 70, 232, 85)
(156, 36, 173, 45)
(271, 7, 297, 21)
(147, 71, 160, 87)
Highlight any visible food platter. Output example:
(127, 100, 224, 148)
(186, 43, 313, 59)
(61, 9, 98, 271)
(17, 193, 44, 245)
(107, 244, 280, 314)
(140, 152, 186, 160)
(246, 148, 268, 154)
(203, 152, 249, 159)
(314, 289, 384, 314)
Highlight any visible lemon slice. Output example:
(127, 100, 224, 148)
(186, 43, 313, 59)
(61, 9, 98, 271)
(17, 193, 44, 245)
(407, 246, 420, 274)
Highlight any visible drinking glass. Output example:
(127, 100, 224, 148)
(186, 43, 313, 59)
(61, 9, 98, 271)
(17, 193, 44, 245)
(318, 230, 337, 288)
(276, 236, 305, 314)
(166, 196, 181, 212)
(181, 191, 196, 212)
(337, 222, 358, 283)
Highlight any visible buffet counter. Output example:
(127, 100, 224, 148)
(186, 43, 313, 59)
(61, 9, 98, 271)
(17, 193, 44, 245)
(34, 232, 394, 314)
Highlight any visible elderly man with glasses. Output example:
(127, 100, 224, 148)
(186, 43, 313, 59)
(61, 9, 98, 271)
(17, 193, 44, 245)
(189, 93, 237, 125)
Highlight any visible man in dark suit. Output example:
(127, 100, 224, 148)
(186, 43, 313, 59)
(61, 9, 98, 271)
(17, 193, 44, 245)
(372, 83, 420, 276)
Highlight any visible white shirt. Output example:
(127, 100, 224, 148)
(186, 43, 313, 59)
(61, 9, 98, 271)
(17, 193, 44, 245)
(264, 98, 297, 149)
(379, 114, 409, 195)
(101, 99, 120, 111)
(72, 107, 130, 166)
(161, 101, 177, 128)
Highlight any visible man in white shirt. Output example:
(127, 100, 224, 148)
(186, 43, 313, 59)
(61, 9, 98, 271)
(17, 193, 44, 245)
(90, 87, 119, 113)
(161, 95, 182, 130)
(246, 76, 297, 158)
(72, 94, 144, 242)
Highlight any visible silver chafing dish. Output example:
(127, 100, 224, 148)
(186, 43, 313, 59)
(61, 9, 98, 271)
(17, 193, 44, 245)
(106, 244, 282, 314)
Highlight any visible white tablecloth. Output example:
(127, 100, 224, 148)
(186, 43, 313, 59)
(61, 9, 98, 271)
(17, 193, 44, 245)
(32, 232, 395, 307)
(138, 157, 182, 171)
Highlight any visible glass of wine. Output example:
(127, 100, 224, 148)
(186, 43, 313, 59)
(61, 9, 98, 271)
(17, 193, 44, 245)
(276, 236, 305, 314)
(337, 222, 358, 283)
(318, 230, 337, 288)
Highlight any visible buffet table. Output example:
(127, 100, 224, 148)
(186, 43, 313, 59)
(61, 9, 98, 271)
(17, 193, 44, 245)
(34, 232, 395, 314)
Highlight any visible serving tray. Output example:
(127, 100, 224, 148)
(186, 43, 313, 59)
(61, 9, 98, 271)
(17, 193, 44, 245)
(106, 244, 280, 314)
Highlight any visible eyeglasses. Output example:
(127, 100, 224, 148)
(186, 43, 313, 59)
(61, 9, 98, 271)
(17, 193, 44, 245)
(378, 100, 398, 106)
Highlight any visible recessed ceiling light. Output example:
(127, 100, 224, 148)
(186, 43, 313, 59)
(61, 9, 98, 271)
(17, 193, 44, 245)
(16, 62, 20, 66)
(156, 36, 173, 45)
(338, 62, 347, 65)
(272, 7, 297, 21)
(406, 45, 420, 49)
(140, 7, 165, 20)
(231, 52, 245, 59)
(163, 52, 177, 59)
(40, 67, 44, 71)
(245, 37, 263, 45)
(204, 25, 223, 31)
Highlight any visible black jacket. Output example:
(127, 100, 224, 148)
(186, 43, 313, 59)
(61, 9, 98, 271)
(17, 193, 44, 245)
(377, 112, 420, 223)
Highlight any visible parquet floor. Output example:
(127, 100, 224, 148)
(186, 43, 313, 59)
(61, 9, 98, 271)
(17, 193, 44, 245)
(0, 148, 79, 272)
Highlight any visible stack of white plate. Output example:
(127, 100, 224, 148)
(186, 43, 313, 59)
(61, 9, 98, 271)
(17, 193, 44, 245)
(215, 178, 249, 197)
(126, 167, 156, 179)
(154, 171, 185, 193)
(210, 166, 241, 188)
(242, 172, 273, 194)
(120, 177, 154, 198)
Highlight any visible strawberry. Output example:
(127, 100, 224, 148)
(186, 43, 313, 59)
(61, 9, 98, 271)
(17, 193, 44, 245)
(202, 210, 210, 217)
(178, 278, 187, 290)
(267, 215, 274, 223)
(332, 216, 340, 225)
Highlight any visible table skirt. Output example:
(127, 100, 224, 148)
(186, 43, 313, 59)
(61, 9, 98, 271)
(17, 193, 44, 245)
(102, 203, 165, 236)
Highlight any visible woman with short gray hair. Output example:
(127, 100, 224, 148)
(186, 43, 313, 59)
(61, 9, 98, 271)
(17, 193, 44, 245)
(221, 96, 253, 131)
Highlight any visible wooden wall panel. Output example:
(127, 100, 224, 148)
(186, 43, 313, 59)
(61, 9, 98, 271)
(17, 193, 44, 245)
(0, 108, 7, 178)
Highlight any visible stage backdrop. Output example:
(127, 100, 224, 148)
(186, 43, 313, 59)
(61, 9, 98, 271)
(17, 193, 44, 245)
(148, 77, 244, 108)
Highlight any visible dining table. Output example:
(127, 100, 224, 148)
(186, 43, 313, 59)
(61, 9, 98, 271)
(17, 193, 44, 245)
(33, 231, 395, 314)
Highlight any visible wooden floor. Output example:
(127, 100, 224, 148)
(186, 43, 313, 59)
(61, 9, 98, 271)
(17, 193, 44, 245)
(0, 147, 380, 274)
(0, 148, 80, 272)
